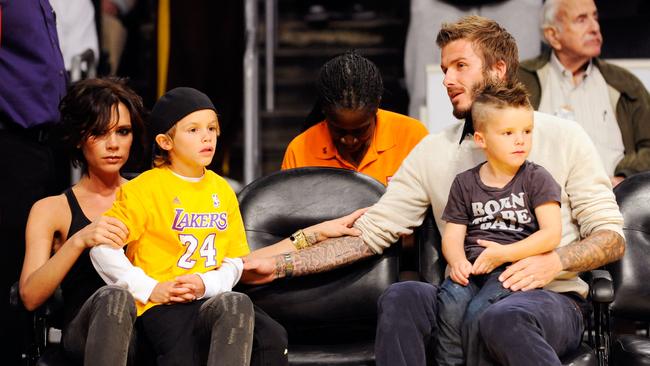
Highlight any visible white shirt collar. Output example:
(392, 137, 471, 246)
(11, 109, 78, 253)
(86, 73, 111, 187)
(550, 51, 595, 83)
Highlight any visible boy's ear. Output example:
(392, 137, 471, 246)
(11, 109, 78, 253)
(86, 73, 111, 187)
(155, 134, 173, 151)
(474, 131, 486, 148)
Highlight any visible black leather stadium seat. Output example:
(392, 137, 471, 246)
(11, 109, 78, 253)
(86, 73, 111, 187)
(237, 167, 400, 365)
(610, 171, 650, 365)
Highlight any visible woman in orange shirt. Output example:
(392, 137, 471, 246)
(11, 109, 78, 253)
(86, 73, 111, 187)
(282, 50, 428, 185)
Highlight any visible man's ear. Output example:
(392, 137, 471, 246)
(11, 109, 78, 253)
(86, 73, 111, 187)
(544, 26, 562, 51)
(492, 60, 507, 81)
(155, 134, 173, 151)
(474, 131, 486, 148)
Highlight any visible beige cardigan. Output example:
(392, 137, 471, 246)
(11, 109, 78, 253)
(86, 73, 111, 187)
(355, 111, 624, 297)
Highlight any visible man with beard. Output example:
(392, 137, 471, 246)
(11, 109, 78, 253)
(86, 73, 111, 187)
(243, 15, 625, 366)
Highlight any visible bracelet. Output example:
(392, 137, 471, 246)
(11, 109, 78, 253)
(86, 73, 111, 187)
(290, 229, 311, 250)
(283, 253, 294, 278)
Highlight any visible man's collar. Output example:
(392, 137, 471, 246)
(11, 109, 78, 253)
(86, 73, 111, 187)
(458, 114, 474, 145)
(550, 51, 594, 81)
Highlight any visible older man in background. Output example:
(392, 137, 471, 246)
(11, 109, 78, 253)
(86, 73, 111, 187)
(519, 0, 650, 186)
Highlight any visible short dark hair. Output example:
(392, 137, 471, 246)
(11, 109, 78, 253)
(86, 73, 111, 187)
(471, 81, 532, 132)
(58, 77, 146, 174)
(436, 15, 519, 84)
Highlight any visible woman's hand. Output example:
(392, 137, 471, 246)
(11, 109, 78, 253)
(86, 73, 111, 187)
(70, 216, 129, 249)
(304, 208, 367, 243)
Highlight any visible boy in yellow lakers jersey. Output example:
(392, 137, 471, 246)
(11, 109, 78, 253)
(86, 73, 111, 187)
(90, 88, 254, 366)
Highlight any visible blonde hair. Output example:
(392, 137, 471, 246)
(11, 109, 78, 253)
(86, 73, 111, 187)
(152, 124, 177, 168)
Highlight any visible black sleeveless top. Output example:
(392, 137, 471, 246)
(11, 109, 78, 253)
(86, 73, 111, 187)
(60, 189, 107, 329)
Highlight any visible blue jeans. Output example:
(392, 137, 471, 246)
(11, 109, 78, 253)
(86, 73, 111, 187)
(436, 270, 511, 366)
(375, 281, 585, 366)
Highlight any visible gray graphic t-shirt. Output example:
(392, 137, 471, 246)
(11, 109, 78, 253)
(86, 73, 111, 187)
(442, 160, 561, 262)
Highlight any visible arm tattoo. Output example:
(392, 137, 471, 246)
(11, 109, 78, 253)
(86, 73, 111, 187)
(555, 229, 625, 272)
(272, 236, 375, 277)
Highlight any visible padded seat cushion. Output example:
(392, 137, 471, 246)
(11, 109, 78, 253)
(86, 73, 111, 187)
(237, 168, 400, 342)
(613, 335, 650, 366)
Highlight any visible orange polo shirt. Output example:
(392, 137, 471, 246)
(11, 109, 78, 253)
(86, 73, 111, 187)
(281, 109, 428, 185)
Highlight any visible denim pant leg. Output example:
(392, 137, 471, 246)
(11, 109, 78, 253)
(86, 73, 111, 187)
(62, 285, 137, 366)
(375, 281, 439, 366)
(462, 271, 511, 366)
(479, 290, 584, 366)
(195, 292, 255, 366)
(435, 277, 479, 366)
(250, 305, 288, 366)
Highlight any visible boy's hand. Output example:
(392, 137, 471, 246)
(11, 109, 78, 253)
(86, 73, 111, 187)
(241, 257, 278, 285)
(175, 274, 205, 299)
(149, 281, 196, 304)
(449, 259, 472, 286)
(472, 239, 506, 275)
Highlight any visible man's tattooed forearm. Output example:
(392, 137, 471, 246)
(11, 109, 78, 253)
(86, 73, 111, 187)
(278, 236, 375, 277)
(556, 230, 625, 272)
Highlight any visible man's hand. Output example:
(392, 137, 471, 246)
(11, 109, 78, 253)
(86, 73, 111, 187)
(71, 216, 129, 249)
(149, 281, 196, 304)
(611, 176, 624, 187)
(449, 259, 472, 286)
(241, 257, 278, 285)
(499, 251, 563, 291)
(174, 274, 205, 299)
(472, 239, 506, 275)
(304, 208, 367, 243)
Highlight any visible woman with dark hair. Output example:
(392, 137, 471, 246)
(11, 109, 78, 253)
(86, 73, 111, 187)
(283, 50, 429, 185)
(19, 78, 146, 366)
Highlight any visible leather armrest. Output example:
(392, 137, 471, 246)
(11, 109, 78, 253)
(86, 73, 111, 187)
(584, 269, 614, 303)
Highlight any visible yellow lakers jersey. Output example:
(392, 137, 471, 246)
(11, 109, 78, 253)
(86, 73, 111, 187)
(105, 167, 250, 315)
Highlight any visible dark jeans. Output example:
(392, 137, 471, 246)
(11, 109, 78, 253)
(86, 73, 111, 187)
(139, 292, 254, 366)
(479, 290, 584, 366)
(62, 286, 137, 366)
(251, 305, 289, 366)
(436, 270, 511, 366)
(375, 281, 585, 366)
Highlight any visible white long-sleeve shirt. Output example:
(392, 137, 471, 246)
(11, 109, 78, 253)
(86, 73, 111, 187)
(90, 246, 243, 304)
(355, 111, 624, 297)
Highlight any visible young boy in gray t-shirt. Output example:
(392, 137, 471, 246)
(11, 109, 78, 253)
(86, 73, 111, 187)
(434, 82, 562, 366)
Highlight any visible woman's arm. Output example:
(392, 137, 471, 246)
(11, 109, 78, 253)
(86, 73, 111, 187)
(19, 198, 129, 310)
(245, 208, 366, 260)
(19, 197, 81, 310)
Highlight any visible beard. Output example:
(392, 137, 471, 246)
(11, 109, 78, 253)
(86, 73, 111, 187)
(452, 104, 471, 120)
(452, 71, 504, 120)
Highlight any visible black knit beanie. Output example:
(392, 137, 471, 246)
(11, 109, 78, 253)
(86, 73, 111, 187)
(149, 87, 216, 138)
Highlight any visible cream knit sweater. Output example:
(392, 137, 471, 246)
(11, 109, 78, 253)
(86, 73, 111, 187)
(355, 112, 624, 297)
